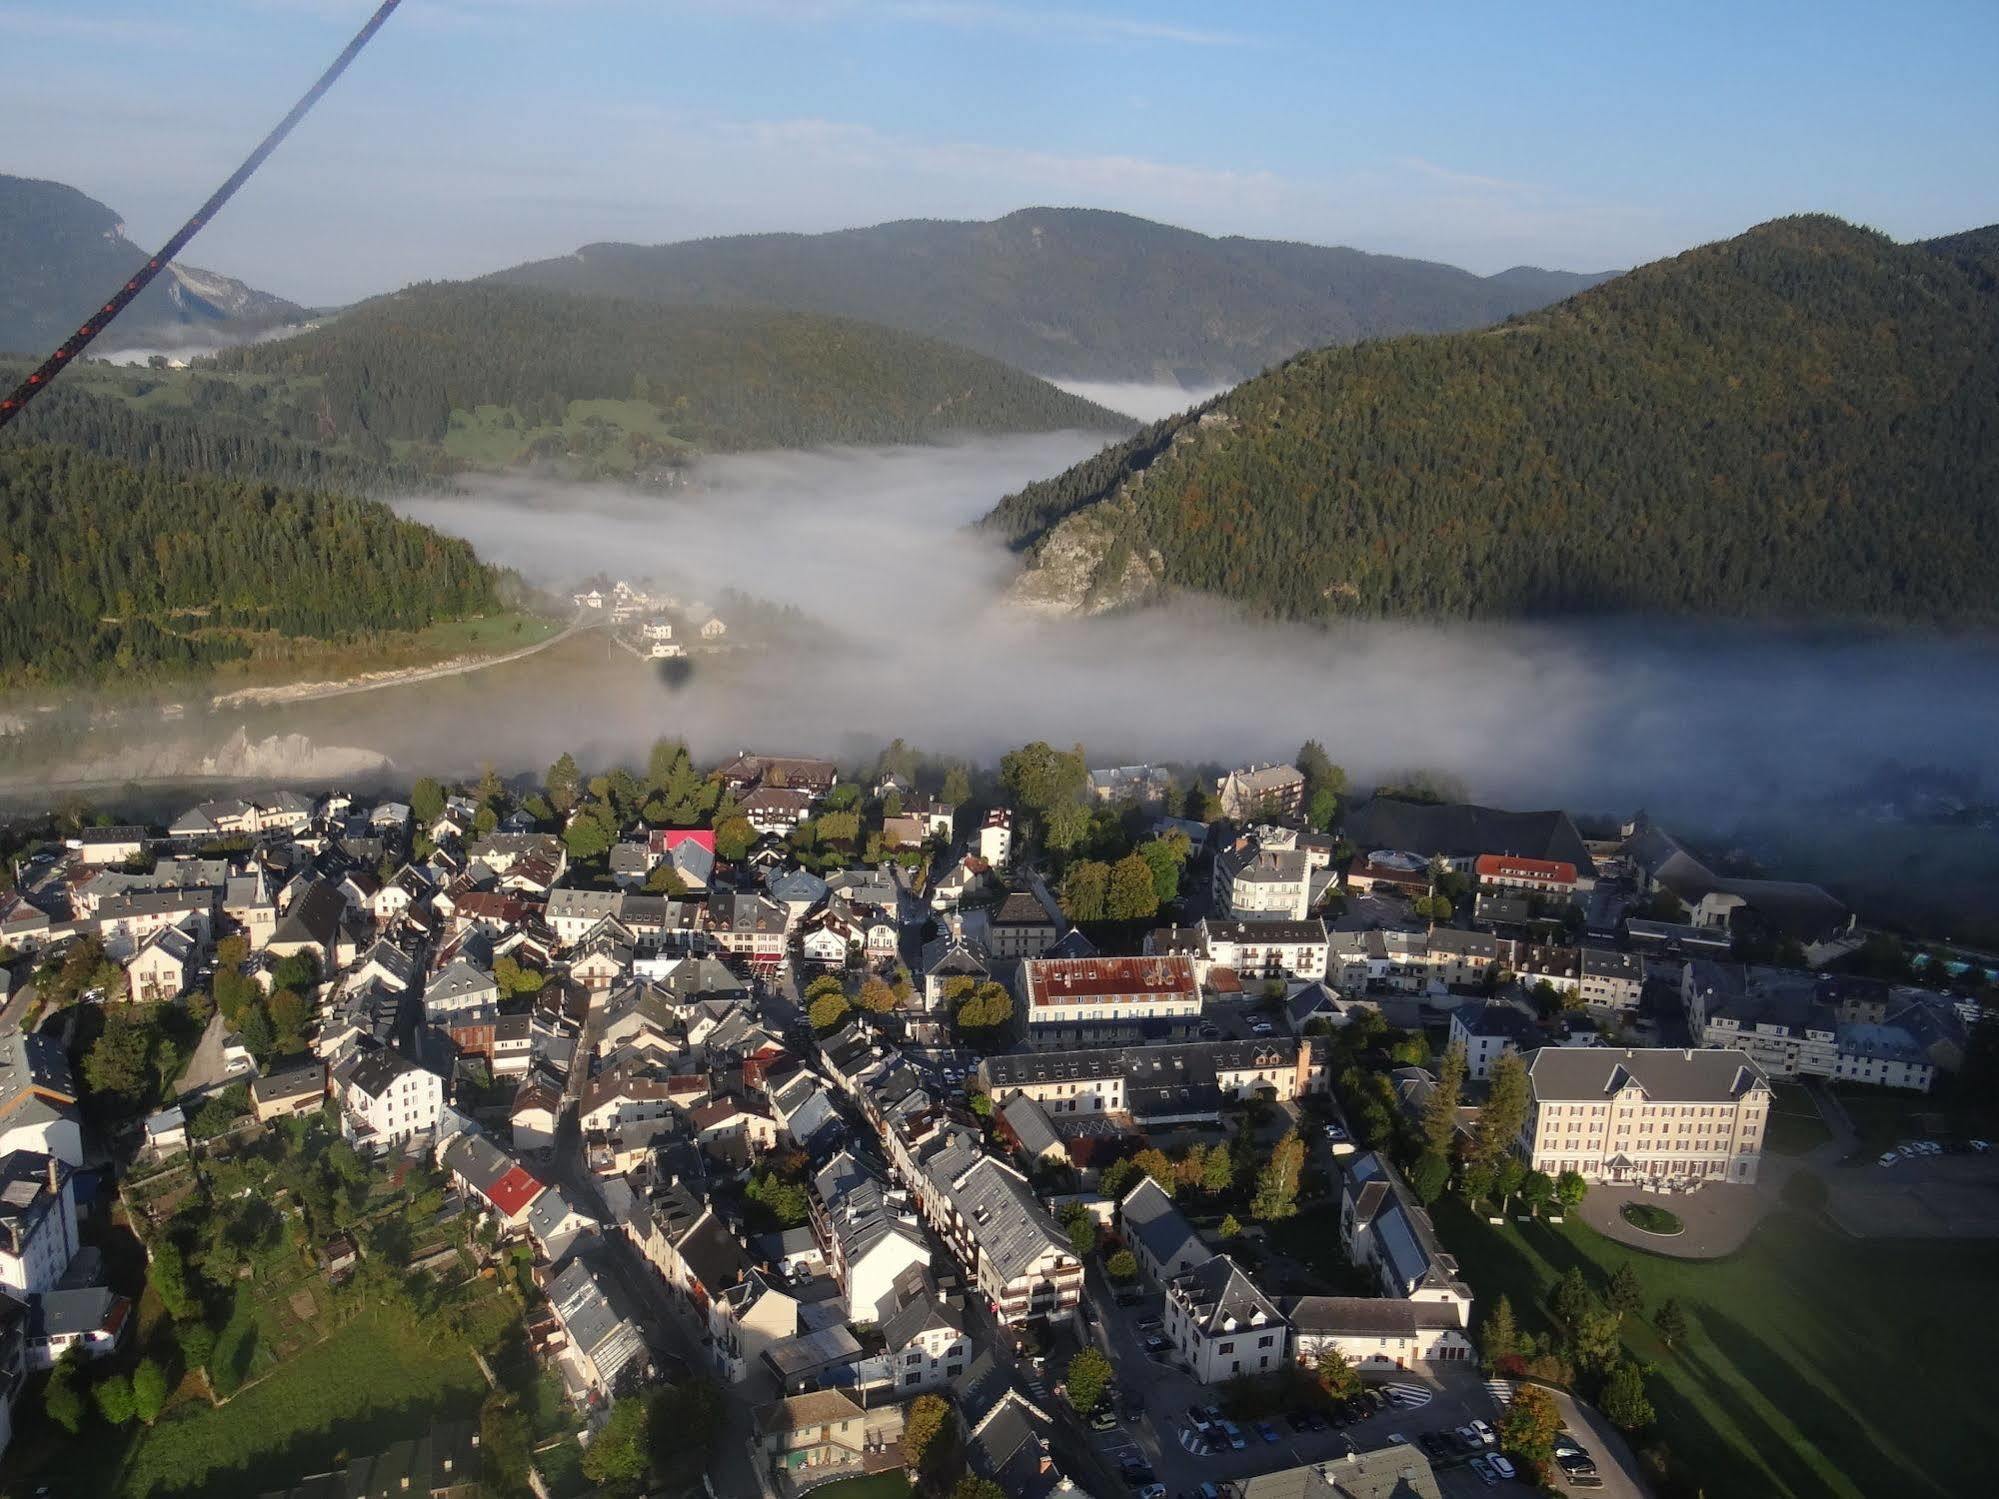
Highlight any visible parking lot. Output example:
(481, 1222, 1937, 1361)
(1084, 1276, 1517, 1497)
(1828, 1145, 1999, 1239)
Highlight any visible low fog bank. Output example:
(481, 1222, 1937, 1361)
(1046, 378, 1230, 422)
(381, 433, 1999, 820)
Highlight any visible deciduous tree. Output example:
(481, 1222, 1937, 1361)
(1250, 1130, 1305, 1221)
(581, 1395, 651, 1490)
(1065, 1348, 1113, 1413)
(1499, 1383, 1560, 1463)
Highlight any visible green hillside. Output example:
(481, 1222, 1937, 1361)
(986, 215, 1999, 625)
(0, 444, 500, 686)
(206, 282, 1130, 465)
(490, 206, 1610, 384)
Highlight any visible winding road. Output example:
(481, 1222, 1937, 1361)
(207, 609, 606, 709)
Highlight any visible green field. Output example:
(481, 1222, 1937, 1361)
(1760, 1083, 1834, 1156)
(8, 1302, 495, 1499)
(1435, 1198, 1999, 1498)
(435, 398, 693, 474)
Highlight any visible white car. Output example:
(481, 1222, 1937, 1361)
(1971, 1139, 1992, 1153)
(1879, 1151, 1899, 1167)
(1470, 1419, 1496, 1445)
(1488, 1454, 1517, 1480)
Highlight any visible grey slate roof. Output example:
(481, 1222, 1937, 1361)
(1526, 1045, 1771, 1103)
(1120, 1176, 1211, 1277)
(1168, 1252, 1283, 1338)
(1345, 797, 1593, 872)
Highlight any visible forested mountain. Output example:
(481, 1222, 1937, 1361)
(985, 216, 1999, 625)
(206, 282, 1129, 462)
(0, 355, 434, 496)
(0, 174, 303, 356)
(489, 207, 1611, 385)
(0, 445, 498, 686)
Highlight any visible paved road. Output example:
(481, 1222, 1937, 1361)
(0, 975, 34, 1033)
(549, 1111, 766, 1498)
(209, 610, 603, 709)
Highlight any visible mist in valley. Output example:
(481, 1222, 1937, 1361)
(374, 420, 1999, 831)
(10, 399, 1997, 853)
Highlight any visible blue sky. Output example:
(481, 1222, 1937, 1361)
(3, 0, 1994, 304)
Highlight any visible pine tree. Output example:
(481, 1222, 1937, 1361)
(1474, 1052, 1531, 1167)
(1479, 1294, 1520, 1372)
(1422, 1044, 1467, 1158)
(1654, 1297, 1691, 1349)
(1602, 1360, 1656, 1431)
(1607, 1262, 1644, 1316)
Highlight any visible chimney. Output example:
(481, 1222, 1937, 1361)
(47, 1156, 60, 1195)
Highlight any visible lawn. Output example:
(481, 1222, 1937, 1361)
(1828, 1085, 1949, 1149)
(1264, 1204, 1373, 1295)
(1761, 1083, 1834, 1156)
(1434, 1197, 1999, 1498)
(60, 1301, 491, 1498)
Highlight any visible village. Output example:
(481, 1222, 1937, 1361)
(0, 742, 1990, 1499)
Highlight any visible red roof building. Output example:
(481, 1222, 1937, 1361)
(1474, 854, 1579, 893)
(485, 1163, 547, 1220)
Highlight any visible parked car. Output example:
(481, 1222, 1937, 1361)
(1119, 1457, 1156, 1487)
(1220, 1420, 1248, 1451)
(1089, 1406, 1118, 1432)
(1418, 1433, 1455, 1459)
(1137, 1316, 1164, 1334)
(1324, 1124, 1349, 1141)
(1200, 1404, 1226, 1426)
(1970, 1139, 1992, 1152)
(1186, 1406, 1215, 1433)
(1255, 1420, 1280, 1444)
(1470, 1419, 1496, 1445)
(1489, 1455, 1517, 1480)
(1878, 1151, 1899, 1166)
(1468, 1457, 1497, 1485)
(1456, 1425, 1484, 1449)
(1137, 1486, 1166, 1499)
(1144, 1335, 1171, 1356)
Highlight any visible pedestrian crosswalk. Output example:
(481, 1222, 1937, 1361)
(1381, 1382, 1433, 1409)
(1484, 1379, 1514, 1411)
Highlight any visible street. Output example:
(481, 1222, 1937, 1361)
(547, 1108, 768, 1498)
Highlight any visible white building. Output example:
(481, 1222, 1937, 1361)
(1212, 839, 1312, 922)
(1163, 1254, 1289, 1385)
(978, 809, 1013, 869)
(0, 1032, 84, 1168)
(0, 1152, 78, 1298)
(340, 1051, 445, 1151)
(1019, 954, 1201, 1049)
(1523, 1046, 1771, 1187)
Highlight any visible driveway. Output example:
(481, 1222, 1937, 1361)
(1574, 1181, 1771, 1260)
